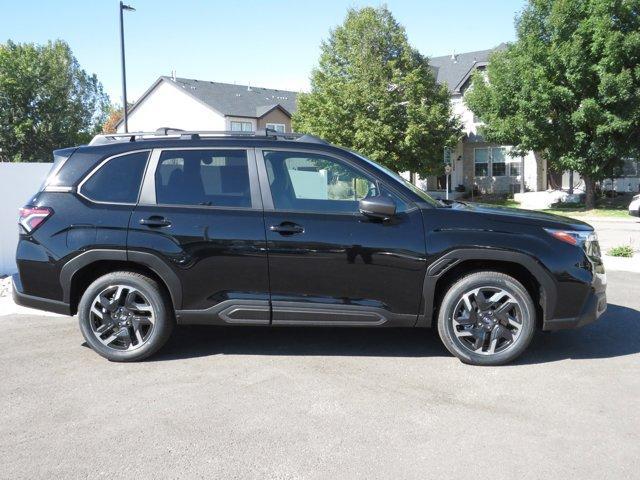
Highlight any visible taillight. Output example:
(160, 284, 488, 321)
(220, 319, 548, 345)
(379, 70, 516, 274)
(18, 207, 52, 233)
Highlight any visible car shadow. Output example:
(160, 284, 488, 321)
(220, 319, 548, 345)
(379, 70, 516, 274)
(151, 303, 639, 364)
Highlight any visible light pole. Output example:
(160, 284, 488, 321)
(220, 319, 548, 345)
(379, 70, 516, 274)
(119, 1, 135, 133)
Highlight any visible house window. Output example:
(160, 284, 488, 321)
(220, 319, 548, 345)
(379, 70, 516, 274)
(474, 148, 489, 176)
(474, 147, 507, 177)
(492, 148, 506, 176)
(230, 121, 253, 132)
(509, 160, 522, 177)
(266, 123, 286, 133)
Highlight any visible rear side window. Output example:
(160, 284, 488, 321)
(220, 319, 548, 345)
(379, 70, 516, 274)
(155, 150, 251, 207)
(80, 151, 149, 203)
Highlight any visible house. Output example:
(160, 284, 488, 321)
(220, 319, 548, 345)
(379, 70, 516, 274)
(423, 45, 547, 195)
(116, 76, 298, 133)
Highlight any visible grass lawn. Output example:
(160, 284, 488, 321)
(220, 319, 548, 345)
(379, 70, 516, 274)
(543, 194, 631, 218)
(468, 193, 633, 218)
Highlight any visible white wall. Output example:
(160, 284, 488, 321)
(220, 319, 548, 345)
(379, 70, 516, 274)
(0, 163, 52, 275)
(117, 80, 226, 133)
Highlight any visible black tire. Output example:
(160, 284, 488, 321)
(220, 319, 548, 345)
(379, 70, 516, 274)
(78, 271, 174, 362)
(437, 271, 536, 366)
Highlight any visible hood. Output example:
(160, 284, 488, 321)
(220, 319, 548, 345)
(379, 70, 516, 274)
(450, 202, 593, 231)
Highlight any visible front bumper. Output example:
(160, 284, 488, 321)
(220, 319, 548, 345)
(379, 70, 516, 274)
(12, 274, 71, 316)
(543, 265, 607, 331)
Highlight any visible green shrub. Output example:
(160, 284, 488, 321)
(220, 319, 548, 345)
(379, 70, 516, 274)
(607, 245, 634, 258)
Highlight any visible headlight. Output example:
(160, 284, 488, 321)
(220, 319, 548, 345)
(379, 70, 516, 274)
(544, 228, 601, 259)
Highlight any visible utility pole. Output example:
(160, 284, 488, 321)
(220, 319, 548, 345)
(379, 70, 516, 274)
(119, 2, 136, 133)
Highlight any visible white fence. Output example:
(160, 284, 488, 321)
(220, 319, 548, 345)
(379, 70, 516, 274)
(0, 163, 53, 275)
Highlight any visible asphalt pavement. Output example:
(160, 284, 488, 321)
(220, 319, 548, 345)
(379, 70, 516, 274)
(0, 271, 639, 480)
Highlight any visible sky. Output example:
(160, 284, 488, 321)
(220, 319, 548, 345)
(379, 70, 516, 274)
(2, 0, 526, 104)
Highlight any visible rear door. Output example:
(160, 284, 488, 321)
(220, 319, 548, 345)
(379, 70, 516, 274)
(128, 147, 271, 324)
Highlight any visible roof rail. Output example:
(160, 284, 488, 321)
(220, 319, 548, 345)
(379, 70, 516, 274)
(88, 127, 311, 146)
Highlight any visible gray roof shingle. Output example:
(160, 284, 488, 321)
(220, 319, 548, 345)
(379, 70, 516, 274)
(165, 77, 298, 117)
(429, 44, 507, 93)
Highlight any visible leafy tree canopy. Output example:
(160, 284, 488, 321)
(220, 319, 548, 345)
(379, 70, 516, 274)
(465, 0, 640, 206)
(0, 40, 110, 162)
(293, 6, 460, 176)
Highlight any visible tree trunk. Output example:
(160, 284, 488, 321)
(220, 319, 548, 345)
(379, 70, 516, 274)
(583, 175, 596, 210)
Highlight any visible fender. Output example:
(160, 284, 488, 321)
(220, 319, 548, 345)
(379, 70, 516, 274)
(60, 248, 182, 309)
(417, 248, 557, 328)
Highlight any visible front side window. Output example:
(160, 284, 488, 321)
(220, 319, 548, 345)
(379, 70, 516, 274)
(230, 121, 253, 132)
(80, 151, 149, 203)
(155, 150, 251, 207)
(264, 151, 404, 213)
(266, 123, 286, 133)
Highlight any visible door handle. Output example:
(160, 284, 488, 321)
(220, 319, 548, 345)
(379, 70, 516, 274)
(269, 222, 304, 235)
(139, 216, 171, 228)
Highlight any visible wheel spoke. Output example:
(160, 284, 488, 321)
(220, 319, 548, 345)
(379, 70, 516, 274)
(125, 290, 152, 313)
(99, 293, 118, 312)
(507, 316, 521, 328)
(454, 310, 476, 326)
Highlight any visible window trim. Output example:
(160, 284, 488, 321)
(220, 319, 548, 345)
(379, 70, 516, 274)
(473, 147, 490, 177)
(255, 147, 416, 215)
(77, 150, 151, 205)
(138, 147, 262, 210)
(474, 146, 511, 178)
(230, 121, 253, 132)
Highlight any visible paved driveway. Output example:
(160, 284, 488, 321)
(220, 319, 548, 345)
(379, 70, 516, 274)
(1, 271, 639, 480)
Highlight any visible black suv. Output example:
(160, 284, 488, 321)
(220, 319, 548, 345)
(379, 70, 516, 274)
(13, 130, 607, 365)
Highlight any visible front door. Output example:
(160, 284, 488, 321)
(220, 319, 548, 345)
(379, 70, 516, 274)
(258, 148, 427, 326)
(128, 147, 271, 324)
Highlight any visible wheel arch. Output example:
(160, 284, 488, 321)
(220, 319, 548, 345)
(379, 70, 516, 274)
(60, 249, 182, 314)
(419, 249, 556, 329)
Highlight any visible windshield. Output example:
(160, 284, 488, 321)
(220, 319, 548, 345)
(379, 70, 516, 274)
(350, 151, 440, 207)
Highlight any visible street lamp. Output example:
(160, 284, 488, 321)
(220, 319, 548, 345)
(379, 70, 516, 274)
(119, 1, 135, 133)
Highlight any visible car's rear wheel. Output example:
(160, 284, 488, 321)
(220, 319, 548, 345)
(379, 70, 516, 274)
(437, 271, 536, 366)
(78, 271, 174, 362)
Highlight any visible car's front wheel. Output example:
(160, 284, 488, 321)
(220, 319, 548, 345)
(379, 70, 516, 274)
(437, 271, 536, 366)
(77, 271, 174, 362)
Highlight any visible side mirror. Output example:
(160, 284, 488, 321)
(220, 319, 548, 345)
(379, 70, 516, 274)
(359, 195, 396, 220)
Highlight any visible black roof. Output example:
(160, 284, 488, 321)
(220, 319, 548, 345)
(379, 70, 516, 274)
(429, 44, 507, 94)
(161, 77, 298, 118)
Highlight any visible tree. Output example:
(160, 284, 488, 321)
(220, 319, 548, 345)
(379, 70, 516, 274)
(293, 6, 460, 177)
(465, 0, 640, 208)
(0, 40, 110, 162)
(102, 104, 132, 134)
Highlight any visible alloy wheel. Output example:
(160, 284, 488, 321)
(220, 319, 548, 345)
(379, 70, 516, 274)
(451, 286, 523, 355)
(89, 285, 155, 351)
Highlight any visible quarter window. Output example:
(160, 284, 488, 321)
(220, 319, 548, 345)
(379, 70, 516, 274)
(80, 151, 149, 203)
(230, 121, 253, 132)
(155, 150, 251, 207)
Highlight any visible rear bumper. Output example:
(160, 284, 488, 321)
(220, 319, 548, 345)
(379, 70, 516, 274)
(543, 278, 607, 331)
(11, 274, 71, 316)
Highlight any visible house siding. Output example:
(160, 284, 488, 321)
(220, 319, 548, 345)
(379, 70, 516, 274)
(117, 80, 226, 133)
(257, 109, 292, 132)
